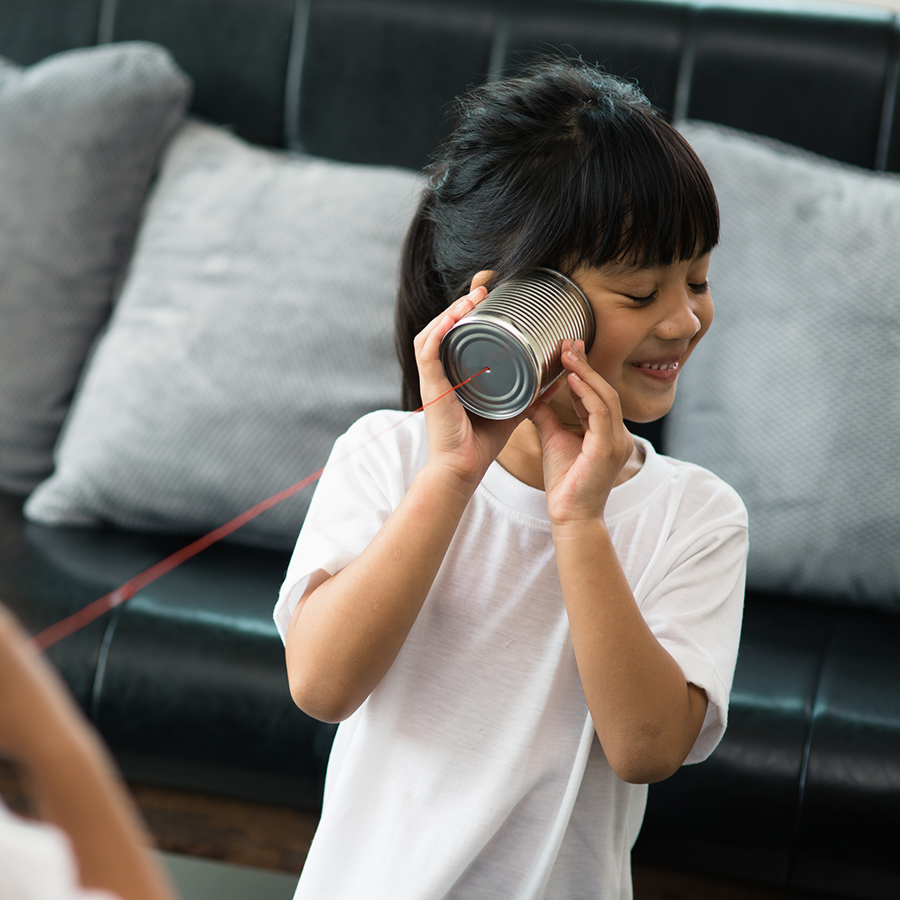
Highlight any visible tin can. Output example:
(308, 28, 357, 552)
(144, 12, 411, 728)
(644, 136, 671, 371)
(439, 268, 595, 419)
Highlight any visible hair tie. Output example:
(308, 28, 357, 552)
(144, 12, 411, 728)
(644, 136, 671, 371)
(431, 168, 450, 194)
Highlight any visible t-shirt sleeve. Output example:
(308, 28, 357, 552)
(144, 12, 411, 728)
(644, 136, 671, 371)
(0, 801, 122, 900)
(273, 411, 425, 643)
(638, 480, 749, 764)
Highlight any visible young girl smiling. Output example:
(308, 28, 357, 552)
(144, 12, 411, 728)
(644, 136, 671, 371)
(274, 57, 747, 900)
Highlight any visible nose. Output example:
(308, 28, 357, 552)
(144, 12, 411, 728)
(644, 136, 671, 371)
(654, 291, 705, 342)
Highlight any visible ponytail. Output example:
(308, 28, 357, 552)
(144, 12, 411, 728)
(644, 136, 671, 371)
(395, 191, 453, 410)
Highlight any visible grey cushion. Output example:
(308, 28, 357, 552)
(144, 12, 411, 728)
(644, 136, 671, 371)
(668, 120, 900, 610)
(0, 43, 191, 494)
(25, 119, 420, 550)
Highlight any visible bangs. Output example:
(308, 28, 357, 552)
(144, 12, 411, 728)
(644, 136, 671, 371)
(570, 114, 719, 271)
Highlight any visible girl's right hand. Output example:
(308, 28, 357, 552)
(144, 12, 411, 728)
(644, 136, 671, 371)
(413, 286, 525, 491)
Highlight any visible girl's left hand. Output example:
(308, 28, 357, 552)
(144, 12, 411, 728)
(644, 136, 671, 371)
(529, 340, 634, 525)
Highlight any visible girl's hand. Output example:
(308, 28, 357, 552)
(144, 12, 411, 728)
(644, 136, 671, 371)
(529, 340, 634, 525)
(413, 287, 526, 491)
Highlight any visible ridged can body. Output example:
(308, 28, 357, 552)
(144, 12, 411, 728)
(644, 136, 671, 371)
(439, 269, 595, 419)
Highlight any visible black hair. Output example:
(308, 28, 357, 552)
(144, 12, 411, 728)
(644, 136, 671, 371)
(396, 56, 719, 410)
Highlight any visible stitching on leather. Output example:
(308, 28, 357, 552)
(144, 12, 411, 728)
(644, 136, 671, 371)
(487, 0, 512, 83)
(785, 608, 835, 888)
(284, 0, 313, 151)
(673, 3, 701, 124)
(96, 0, 119, 44)
(875, 14, 900, 171)
(90, 605, 124, 724)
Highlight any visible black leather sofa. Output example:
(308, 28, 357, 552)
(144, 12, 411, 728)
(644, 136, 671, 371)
(2, 1, 899, 897)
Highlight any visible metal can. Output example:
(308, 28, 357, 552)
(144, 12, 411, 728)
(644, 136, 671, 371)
(439, 268, 595, 419)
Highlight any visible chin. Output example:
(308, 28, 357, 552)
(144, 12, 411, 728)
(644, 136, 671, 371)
(622, 399, 675, 425)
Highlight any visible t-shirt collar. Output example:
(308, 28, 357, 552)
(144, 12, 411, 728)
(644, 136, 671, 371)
(481, 436, 668, 524)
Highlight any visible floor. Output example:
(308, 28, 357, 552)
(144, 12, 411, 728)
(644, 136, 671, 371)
(160, 854, 853, 900)
(160, 852, 298, 900)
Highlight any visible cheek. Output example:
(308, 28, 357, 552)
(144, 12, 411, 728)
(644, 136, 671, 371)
(585, 322, 637, 379)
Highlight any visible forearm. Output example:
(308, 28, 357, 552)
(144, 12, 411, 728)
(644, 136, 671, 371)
(0, 607, 177, 900)
(286, 460, 476, 722)
(24, 726, 176, 900)
(553, 518, 708, 784)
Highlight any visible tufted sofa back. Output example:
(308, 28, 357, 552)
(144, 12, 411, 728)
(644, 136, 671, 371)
(3, 0, 899, 174)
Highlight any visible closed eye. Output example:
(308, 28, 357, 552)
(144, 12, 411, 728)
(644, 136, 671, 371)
(626, 291, 658, 306)
(689, 281, 710, 294)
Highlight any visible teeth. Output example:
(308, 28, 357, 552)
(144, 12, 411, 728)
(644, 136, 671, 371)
(639, 362, 678, 370)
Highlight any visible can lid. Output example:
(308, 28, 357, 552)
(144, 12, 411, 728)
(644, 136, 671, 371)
(440, 318, 538, 419)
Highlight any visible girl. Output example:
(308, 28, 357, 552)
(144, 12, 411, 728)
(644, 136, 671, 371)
(274, 58, 748, 899)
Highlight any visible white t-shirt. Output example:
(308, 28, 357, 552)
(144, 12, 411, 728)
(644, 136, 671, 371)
(274, 410, 748, 900)
(0, 799, 120, 900)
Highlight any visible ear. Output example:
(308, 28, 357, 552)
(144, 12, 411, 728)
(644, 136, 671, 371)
(469, 270, 495, 293)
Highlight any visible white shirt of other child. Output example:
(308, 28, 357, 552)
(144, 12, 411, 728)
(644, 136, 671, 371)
(274, 410, 748, 900)
(0, 799, 120, 900)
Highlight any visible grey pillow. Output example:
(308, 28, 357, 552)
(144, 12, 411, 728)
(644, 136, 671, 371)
(25, 119, 420, 550)
(669, 120, 900, 610)
(0, 43, 191, 494)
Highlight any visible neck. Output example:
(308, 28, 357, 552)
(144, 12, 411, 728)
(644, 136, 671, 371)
(496, 421, 645, 492)
(496, 421, 546, 490)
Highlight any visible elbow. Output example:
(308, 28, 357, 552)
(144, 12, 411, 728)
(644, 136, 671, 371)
(285, 624, 362, 723)
(288, 668, 362, 724)
(609, 752, 683, 785)
(601, 685, 708, 784)
(602, 731, 691, 785)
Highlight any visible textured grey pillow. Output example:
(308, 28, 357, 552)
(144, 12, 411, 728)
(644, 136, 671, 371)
(0, 43, 191, 494)
(25, 119, 420, 550)
(668, 121, 900, 610)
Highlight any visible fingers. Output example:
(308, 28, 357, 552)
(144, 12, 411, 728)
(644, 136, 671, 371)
(413, 286, 488, 403)
(561, 341, 619, 420)
(414, 286, 487, 358)
(557, 341, 633, 460)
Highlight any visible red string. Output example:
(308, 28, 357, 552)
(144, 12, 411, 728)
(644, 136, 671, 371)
(30, 368, 489, 651)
